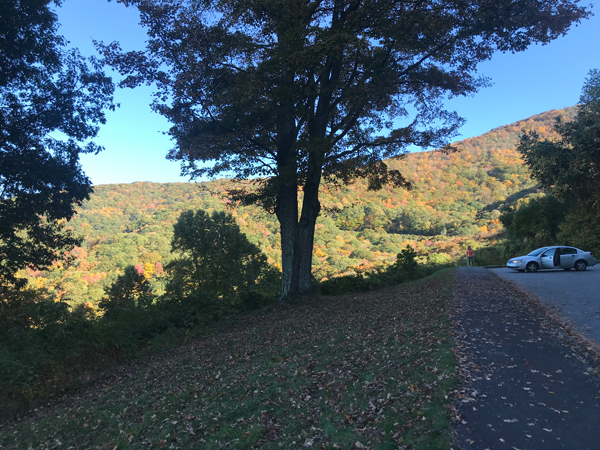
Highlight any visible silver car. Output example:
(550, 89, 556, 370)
(507, 246, 597, 272)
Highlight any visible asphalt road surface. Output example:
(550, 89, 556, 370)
(454, 267, 600, 450)
(489, 266, 600, 344)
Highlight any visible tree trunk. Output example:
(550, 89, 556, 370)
(275, 179, 299, 299)
(276, 10, 328, 299)
(297, 151, 323, 294)
(274, 58, 299, 300)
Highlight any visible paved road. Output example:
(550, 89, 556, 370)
(489, 266, 600, 344)
(453, 267, 600, 450)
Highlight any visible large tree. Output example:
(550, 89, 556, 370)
(519, 69, 600, 208)
(0, 0, 115, 287)
(101, 0, 589, 298)
(515, 69, 600, 253)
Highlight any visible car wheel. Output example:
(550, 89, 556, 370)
(526, 262, 539, 273)
(574, 260, 587, 271)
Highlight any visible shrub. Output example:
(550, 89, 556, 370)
(319, 245, 440, 295)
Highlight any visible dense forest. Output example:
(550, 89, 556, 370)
(21, 107, 576, 308)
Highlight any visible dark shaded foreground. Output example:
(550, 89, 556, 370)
(452, 267, 600, 450)
(0, 271, 456, 449)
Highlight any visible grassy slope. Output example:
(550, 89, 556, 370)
(0, 270, 457, 450)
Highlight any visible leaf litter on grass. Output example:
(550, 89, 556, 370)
(0, 269, 458, 450)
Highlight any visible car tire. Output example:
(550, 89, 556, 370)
(574, 260, 587, 271)
(526, 262, 539, 273)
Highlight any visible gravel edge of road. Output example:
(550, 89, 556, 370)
(488, 270, 600, 366)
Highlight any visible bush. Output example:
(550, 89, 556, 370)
(428, 252, 452, 265)
(0, 285, 104, 420)
(500, 194, 571, 252)
(558, 207, 600, 255)
(471, 243, 510, 266)
(319, 245, 440, 295)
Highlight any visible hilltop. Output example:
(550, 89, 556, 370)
(22, 107, 576, 307)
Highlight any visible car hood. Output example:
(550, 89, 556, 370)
(509, 255, 535, 261)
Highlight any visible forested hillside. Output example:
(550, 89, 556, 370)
(23, 107, 576, 307)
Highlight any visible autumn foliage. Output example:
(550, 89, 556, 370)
(0, 107, 576, 416)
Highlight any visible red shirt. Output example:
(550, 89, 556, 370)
(467, 249, 474, 257)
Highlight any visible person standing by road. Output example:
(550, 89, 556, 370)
(467, 246, 475, 267)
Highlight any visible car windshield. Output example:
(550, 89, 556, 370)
(528, 247, 548, 256)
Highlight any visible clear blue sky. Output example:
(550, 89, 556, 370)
(56, 0, 600, 186)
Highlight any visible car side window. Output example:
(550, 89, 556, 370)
(562, 248, 577, 254)
(542, 248, 556, 257)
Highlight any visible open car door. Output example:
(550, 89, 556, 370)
(540, 248, 556, 269)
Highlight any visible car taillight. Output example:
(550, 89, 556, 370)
(591, 253, 594, 257)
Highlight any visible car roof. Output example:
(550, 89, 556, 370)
(538, 246, 580, 251)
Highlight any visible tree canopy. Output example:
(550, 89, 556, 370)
(169, 209, 272, 296)
(506, 69, 600, 254)
(100, 265, 153, 319)
(0, 0, 116, 287)
(101, 0, 589, 297)
(167, 209, 277, 319)
(519, 69, 600, 208)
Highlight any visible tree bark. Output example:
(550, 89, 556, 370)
(275, 178, 299, 299)
(276, 5, 328, 298)
(297, 150, 323, 294)
(274, 52, 300, 299)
